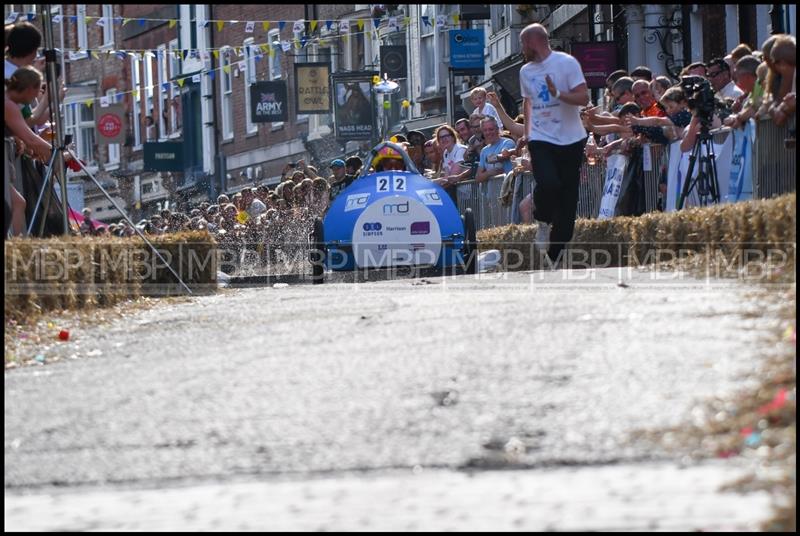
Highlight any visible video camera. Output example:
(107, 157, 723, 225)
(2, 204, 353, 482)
(679, 75, 718, 127)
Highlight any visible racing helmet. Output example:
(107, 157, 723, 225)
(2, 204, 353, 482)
(371, 144, 405, 170)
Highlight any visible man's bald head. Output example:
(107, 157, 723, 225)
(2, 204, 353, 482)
(521, 23, 548, 44)
(520, 23, 550, 62)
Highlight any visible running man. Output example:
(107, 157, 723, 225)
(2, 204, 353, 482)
(519, 23, 590, 265)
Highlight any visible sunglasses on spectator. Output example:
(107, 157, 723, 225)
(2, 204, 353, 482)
(438, 133, 454, 140)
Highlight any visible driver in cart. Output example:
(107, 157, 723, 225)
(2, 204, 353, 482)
(370, 144, 408, 172)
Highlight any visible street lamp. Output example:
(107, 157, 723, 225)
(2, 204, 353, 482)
(372, 73, 400, 142)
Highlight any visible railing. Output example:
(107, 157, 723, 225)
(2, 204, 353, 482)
(456, 119, 796, 231)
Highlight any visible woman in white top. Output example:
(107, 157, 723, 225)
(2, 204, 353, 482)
(470, 87, 505, 131)
(434, 125, 467, 178)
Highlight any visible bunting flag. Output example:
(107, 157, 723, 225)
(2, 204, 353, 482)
(262, 21, 270, 32)
(357, 19, 364, 31)
(177, 78, 185, 87)
(388, 16, 398, 32)
(281, 40, 291, 52)
(339, 19, 349, 33)
(91, 50, 100, 60)
(96, 16, 107, 27)
(452, 14, 460, 25)
(192, 74, 201, 83)
(122, 18, 131, 26)
(278, 21, 286, 32)
(84, 99, 93, 108)
(293, 20, 304, 33)
(268, 46, 275, 57)
(100, 96, 110, 107)
(132, 89, 139, 98)
(161, 82, 169, 92)
(310, 20, 318, 32)
(169, 19, 176, 29)
(373, 17, 381, 31)
(245, 21, 255, 33)
(27, 12, 35, 22)
(138, 18, 146, 27)
(325, 20, 333, 31)
(5, 12, 19, 24)
(421, 15, 430, 27)
(222, 64, 230, 74)
(212, 50, 219, 59)
(216, 20, 224, 32)
(53, 14, 62, 24)
(208, 70, 215, 80)
(70, 15, 77, 24)
(436, 14, 447, 28)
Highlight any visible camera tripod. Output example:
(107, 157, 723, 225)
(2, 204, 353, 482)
(677, 124, 720, 209)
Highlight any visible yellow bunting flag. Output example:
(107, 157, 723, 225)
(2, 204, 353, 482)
(262, 21, 270, 32)
(310, 20, 318, 32)
(222, 64, 230, 74)
(169, 19, 176, 29)
(357, 19, 364, 31)
(177, 78, 186, 87)
(404, 16, 411, 27)
(216, 20, 224, 32)
(212, 50, 219, 59)
(268, 46, 275, 57)
(132, 89, 139, 99)
(122, 18, 131, 26)
(85, 99, 93, 108)
(452, 14, 460, 25)
(91, 50, 99, 60)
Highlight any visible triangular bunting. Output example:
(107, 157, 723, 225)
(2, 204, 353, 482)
(357, 19, 364, 31)
(85, 99, 93, 108)
(310, 20, 318, 32)
(177, 78, 185, 87)
(278, 21, 286, 32)
(169, 19, 176, 29)
(216, 20, 224, 32)
(262, 21, 270, 32)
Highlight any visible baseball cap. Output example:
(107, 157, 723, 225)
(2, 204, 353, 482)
(331, 159, 346, 168)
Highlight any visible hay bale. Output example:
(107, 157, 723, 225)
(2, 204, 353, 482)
(4, 231, 217, 322)
(475, 193, 796, 272)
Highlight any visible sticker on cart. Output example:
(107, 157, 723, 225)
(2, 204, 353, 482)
(393, 174, 407, 191)
(352, 196, 441, 268)
(415, 188, 443, 206)
(376, 175, 391, 192)
(344, 193, 370, 212)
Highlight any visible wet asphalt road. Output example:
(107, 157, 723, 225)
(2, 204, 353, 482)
(4, 268, 786, 530)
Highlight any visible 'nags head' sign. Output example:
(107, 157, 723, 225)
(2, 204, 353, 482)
(250, 81, 288, 123)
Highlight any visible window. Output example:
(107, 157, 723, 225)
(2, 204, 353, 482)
(243, 38, 258, 135)
(419, 5, 436, 95)
(76, 5, 88, 54)
(131, 54, 142, 148)
(157, 45, 168, 139)
(142, 182, 153, 194)
(101, 4, 114, 48)
(143, 51, 156, 141)
(220, 48, 234, 140)
(267, 30, 283, 130)
(167, 39, 181, 134)
(268, 29, 282, 80)
(293, 28, 308, 123)
(105, 89, 120, 165)
(64, 100, 95, 164)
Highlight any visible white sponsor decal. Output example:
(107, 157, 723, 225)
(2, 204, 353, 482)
(415, 188, 443, 206)
(344, 193, 370, 212)
(352, 196, 441, 268)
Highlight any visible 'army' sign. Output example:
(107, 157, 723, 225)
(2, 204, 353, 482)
(250, 81, 288, 123)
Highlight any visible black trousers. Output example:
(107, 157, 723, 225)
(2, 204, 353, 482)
(528, 138, 587, 262)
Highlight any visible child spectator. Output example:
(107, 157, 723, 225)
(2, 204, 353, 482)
(469, 87, 505, 130)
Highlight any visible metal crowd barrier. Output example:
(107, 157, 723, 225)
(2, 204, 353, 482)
(455, 123, 795, 231)
(753, 118, 796, 199)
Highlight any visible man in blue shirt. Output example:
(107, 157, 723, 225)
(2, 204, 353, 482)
(476, 117, 516, 183)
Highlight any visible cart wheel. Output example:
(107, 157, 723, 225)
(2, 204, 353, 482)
(309, 217, 325, 284)
(461, 208, 477, 275)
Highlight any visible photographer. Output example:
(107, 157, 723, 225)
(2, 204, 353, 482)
(678, 76, 728, 153)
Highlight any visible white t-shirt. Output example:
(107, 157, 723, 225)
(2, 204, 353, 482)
(4, 59, 21, 80)
(520, 51, 587, 145)
(476, 102, 505, 130)
(442, 143, 467, 175)
(717, 80, 745, 101)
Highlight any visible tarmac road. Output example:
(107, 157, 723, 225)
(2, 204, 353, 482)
(4, 268, 785, 530)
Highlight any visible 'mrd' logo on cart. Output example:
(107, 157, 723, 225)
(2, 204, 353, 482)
(383, 200, 409, 215)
